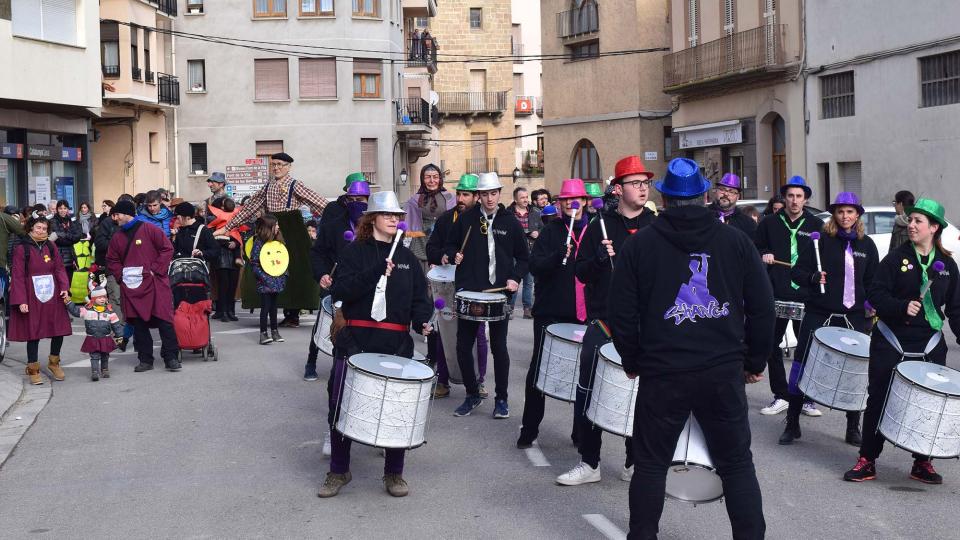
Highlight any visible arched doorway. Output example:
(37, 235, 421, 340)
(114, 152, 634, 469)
(571, 139, 601, 184)
(771, 114, 786, 190)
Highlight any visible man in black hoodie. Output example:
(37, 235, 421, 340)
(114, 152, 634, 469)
(754, 175, 824, 417)
(609, 158, 774, 540)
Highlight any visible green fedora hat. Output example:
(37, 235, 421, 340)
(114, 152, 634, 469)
(455, 174, 479, 192)
(906, 198, 948, 229)
(585, 182, 603, 198)
(343, 172, 367, 191)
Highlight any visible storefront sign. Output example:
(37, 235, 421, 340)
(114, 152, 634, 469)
(226, 158, 269, 184)
(60, 147, 82, 162)
(0, 143, 23, 159)
(644, 151, 658, 161)
(676, 121, 743, 150)
(24, 145, 83, 161)
(227, 183, 265, 199)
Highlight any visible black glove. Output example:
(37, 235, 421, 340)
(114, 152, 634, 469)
(596, 242, 610, 263)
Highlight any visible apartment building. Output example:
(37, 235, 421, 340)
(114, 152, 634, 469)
(431, 0, 518, 189)
(174, 0, 407, 202)
(664, 0, 803, 202)
(91, 0, 179, 202)
(540, 0, 672, 196)
(804, 0, 960, 214)
(1, 0, 101, 208)
(511, 0, 543, 188)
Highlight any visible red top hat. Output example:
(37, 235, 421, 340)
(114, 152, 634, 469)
(613, 156, 655, 183)
(557, 178, 588, 199)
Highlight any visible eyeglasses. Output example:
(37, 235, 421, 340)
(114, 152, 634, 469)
(715, 186, 739, 196)
(270, 162, 290, 169)
(621, 179, 652, 189)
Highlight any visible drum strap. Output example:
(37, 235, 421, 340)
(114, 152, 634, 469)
(875, 321, 942, 359)
(593, 319, 612, 339)
(823, 313, 854, 330)
(345, 319, 408, 332)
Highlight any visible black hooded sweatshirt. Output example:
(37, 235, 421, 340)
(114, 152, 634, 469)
(709, 202, 757, 241)
(754, 208, 824, 301)
(310, 202, 353, 282)
(609, 205, 775, 376)
(791, 231, 879, 316)
(529, 217, 588, 320)
(443, 204, 529, 291)
(426, 206, 460, 266)
(574, 207, 656, 321)
(330, 238, 433, 358)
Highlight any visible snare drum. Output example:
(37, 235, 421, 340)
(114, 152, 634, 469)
(586, 343, 639, 437)
(797, 327, 870, 411)
(774, 301, 805, 321)
(455, 291, 508, 322)
(336, 354, 436, 449)
(313, 296, 338, 356)
(879, 361, 960, 458)
(666, 415, 723, 505)
(535, 323, 586, 402)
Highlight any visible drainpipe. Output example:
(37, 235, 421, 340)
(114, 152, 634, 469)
(170, 19, 180, 196)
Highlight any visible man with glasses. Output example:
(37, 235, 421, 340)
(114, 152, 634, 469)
(214, 152, 326, 328)
(709, 173, 757, 240)
(444, 172, 529, 420)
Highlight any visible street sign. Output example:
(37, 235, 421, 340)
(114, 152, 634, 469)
(227, 183, 265, 200)
(226, 158, 269, 184)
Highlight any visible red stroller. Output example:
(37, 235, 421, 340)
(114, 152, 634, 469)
(169, 254, 218, 362)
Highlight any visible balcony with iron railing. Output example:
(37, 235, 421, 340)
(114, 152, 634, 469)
(395, 98, 432, 133)
(361, 171, 377, 185)
(557, 3, 598, 40)
(132, 67, 142, 81)
(515, 95, 541, 116)
(465, 158, 499, 175)
(437, 91, 509, 117)
(406, 37, 438, 73)
(158, 73, 180, 106)
(152, 0, 178, 16)
(522, 149, 544, 176)
(145, 71, 155, 84)
(662, 24, 786, 92)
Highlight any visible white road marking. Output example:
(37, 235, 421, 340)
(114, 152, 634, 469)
(524, 444, 550, 467)
(582, 514, 627, 540)
(215, 328, 261, 335)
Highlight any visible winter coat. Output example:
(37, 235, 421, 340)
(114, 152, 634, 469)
(0, 212, 25, 270)
(74, 212, 99, 237)
(529, 217, 587, 321)
(442, 204, 529, 292)
(172, 221, 220, 261)
(754, 208, 825, 301)
(250, 237, 288, 294)
(49, 214, 83, 268)
(310, 207, 353, 282)
(792, 232, 879, 316)
(66, 301, 123, 353)
(709, 202, 757, 241)
(8, 239, 72, 342)
(93, 216, 119, 268)
(889, 214, 910, 252)
(106, 221, 175, 323)
(137, 206, 174, 237)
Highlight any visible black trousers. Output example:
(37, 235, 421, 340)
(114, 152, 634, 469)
(767, 316, 799, 400)
(457, 317, 509, 400)
(629, 362, 764, 540)
(26, 336, 64, 362)
(261, 293, 279, 331)
(130, 317, 179, 362)
(574, 321, 632, 469)
(859, 331, 946, 461)
(216, 268, 239, 315)
(519, 316, 578, 442)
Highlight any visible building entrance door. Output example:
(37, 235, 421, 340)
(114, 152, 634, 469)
(771, 114, 787, 190)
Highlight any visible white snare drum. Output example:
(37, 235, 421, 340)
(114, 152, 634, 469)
(879, 361, 960, 458)
(798, 327, 870, 411)
(427, 265, 456, 322)
(586, 343, 639, 437)
(336, 354, 436, 449)
(411, 350, 427, 364)
(535, 323, 586, 402)
(775, 301, 805, 321)
(455, 291, 508, 322)
(313, 296, 338, 356)
(666, 415, 723, 505)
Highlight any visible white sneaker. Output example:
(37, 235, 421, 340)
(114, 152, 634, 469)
(801, 401, 823, 417)
(556, 462, 601, 486)
(620, 465, 634, 481)
(322, 431, 332, 457)
(760, 398, 789, 415)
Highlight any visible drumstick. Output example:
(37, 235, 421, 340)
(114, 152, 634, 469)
(909, 260, 946, 324)
(482, 286, 509, 293)
(771, 260, 793, 268)
(591, 198, 613, 268)
(810, 232, 825, 294)
(343, 230, 355, 242)
(386, 222, 407, 263)
(428, 298, 445, 328)
(561, 201, 581, 266)
(459, 226, 472, 254)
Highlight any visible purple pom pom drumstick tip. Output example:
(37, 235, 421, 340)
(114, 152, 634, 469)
(571, 201, 581, 210)
(810, 232, 820, 240)
(591, 198, 604, 209)
(343, 230, 355, 241)
(933, 260, 946, 272)
(434, 298, 445, 310)
(397, 221, 408, 232)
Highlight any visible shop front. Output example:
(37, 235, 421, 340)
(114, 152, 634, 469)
(0, 129, 90, 209)
(675, 119, 760, 200)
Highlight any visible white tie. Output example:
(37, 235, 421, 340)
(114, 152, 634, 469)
(485, 211, 496, 284)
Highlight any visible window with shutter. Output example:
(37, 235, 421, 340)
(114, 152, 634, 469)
(686, 0, 699, 47)
(722, 0, 735, 35)
(256, 141, 284, 157)
(131, 25, 140, 79)
(190, 143, 208, 174)
(299, 58, 337, 99)
(144, 28, 152, 81)
(254, 0, 287, 18)
(101, 21, 120, 77)
(352, 59, 381, 98)
(13, 0, 77, 45)
(301, 0, 334, 16)
(352, 0, 379, 17)
(255, 58, 290, 101)
(920, 50, 960, 108)
(820, 71, 855, 119)
(188, 60, 206, 92)
(838, 162, 862, 195)
(360, 139, 378, 184)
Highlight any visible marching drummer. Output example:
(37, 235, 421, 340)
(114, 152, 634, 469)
(443, 172, 529, 419)
(425, 174, 490, 400)
(779, 192, 879, 446)
(755, 176, 825, 417)
(517, 179, 591, 449)
(557, 155, 656, 486)
(608, 158, 775, 539)
(844, 198, 960, 484)
(319, 191, 433, 498)
(709, 173, 757, 240)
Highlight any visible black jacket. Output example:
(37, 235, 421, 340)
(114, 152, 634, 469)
(49, 214, 82, 267)
(709, 202, 757, 241)
(320, 195, 349, 224)
(575, 208, 656, 321)
(443, 204, 529, 291)
(529, 218, 587, 320)
(609, 205, 775, 376)
(792, 232, 879, 316)
(93, 216, 118, 268)
(868, 242, 960, 342)
(426, 207, 458, 266)
(755, 209, 824, 301)
(331, 238, 433, 358)
(172, 221, 220, 261)
(311, 207, 352, 282)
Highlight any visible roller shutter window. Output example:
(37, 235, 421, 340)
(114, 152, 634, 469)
(255, 58, 290, 101)
(360, 139, 378, 184)
(838, 161, 862, 196)
(299, 58, 337, 99)
(256, 140, 284, 157)
(12, 0, 77, 45)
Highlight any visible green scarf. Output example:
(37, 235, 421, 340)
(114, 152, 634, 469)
(779, 214, 805, 290)
(914, 247, 944, 331)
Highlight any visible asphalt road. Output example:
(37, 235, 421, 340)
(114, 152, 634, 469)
(0, 312, 958, 539)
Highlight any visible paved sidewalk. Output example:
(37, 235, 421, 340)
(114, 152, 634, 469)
(0, 359, 53, 468)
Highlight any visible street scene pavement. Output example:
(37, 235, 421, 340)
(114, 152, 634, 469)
(0, 313, 958, 539)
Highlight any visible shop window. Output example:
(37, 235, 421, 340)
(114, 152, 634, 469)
(254, 0, 287, 18)
(254, 58, 290, 101)
(12, 0, 78, 46)
(190, 143, 208, 175)
(920, 50, 960, 108)
(572, 139, 601, 182)
(821, 71, 855, 119)
(188, 60, 206, 92)
(352, 0, 379, 17)
(469, 8, 482, 29)
(301, 0, 334, 16)
(353, 59, 382, 98)
(299, 57, 337, 98)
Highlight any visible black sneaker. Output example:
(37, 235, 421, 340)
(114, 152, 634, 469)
(910, 460, 943, 484)
(453, 396, 483, 417)
(227, 312, 239, 321)
(259, 331, 273, 345)
(304, 363, 319, 381)
(843, 457, 876, 482)
(271, 329, 285, 343)
(134, 362, 154, 372)
(516, 435, 535, 449)
(164, 359, 182, 371)
(778, 422, 801, 445)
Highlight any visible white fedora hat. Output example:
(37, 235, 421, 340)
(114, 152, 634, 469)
(476, 172, 503, 191)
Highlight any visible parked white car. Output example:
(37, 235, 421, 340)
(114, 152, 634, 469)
(814, 206, 960, 264)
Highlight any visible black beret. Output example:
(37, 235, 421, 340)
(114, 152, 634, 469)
(112, 200, 137, 217)
(270, 152, 294, 164)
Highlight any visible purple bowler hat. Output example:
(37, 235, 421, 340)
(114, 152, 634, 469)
(828, 192, 864, 215)
(716, 173, 742, 191)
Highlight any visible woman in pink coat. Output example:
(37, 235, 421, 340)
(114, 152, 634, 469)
(9, 216, 73, 385)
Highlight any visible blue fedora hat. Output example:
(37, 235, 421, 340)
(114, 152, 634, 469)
(780, 175, 812, 198)
(655, 158, 711, 199)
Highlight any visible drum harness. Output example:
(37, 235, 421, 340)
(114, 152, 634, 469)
(875, 320, 942, 362)
(576, 319, 612, 394)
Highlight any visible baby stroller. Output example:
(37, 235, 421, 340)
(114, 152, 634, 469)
(168, 235, 218, 362)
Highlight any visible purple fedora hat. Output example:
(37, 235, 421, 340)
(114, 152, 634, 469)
(346, 181, 371, 197)
(715, 173, 742, 191)
(828, 192, 864, 215)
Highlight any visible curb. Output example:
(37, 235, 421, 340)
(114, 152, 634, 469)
(0, 362, 53, 469)
(0, 364, 23, 419)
